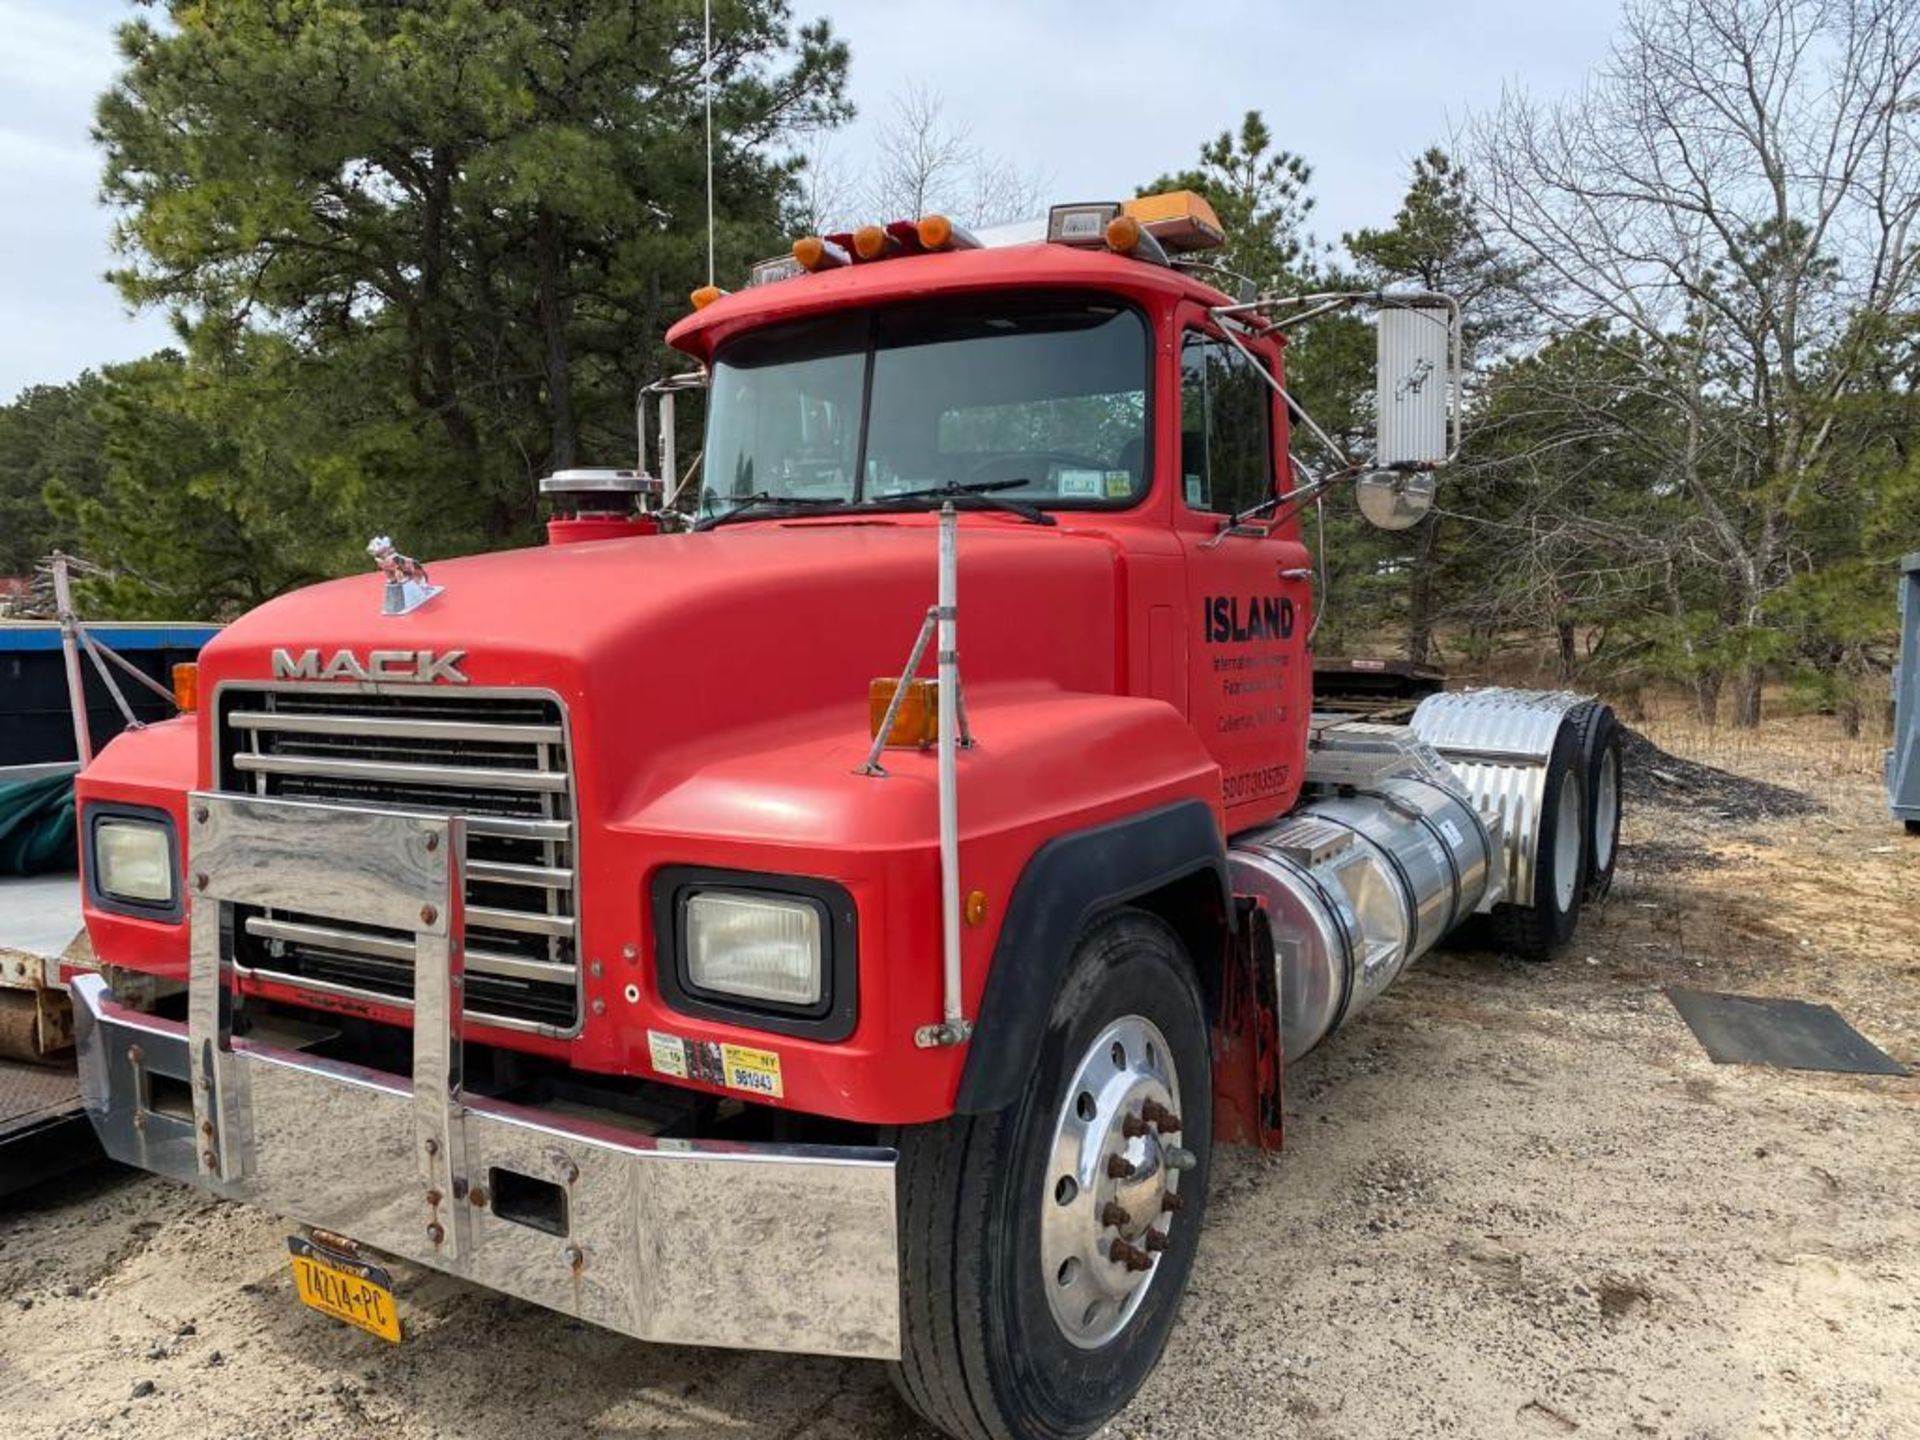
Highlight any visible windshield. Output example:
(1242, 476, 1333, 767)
(700, 298, 1150, 516)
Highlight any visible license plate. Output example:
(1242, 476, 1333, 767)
(287, 1235, 402, 1344)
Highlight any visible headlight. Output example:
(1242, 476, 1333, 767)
(93, 816, 176, 908)
(684, 891, 824, 1007)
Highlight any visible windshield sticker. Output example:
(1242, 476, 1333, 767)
(1104, 469, 1133, 498)
(1055, 468, 1102, 498)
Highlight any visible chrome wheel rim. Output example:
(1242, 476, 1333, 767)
(1040, 1015, 1184, 1349)
(1553, 769, 1583, 911)
(1593, 749, 1620, 872)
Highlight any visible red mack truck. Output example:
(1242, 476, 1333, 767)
(67, 191, 1624, 1440)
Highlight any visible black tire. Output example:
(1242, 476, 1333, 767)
(889, 910, 1213, 1440)
(1567, 701, 1624, 901)
(1492, 718, 1588, 962)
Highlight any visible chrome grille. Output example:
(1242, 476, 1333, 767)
(216, 686, 579, 1033)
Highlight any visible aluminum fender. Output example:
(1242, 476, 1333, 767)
(610, 686, 1222, 1124)
(72, 715, 199, 984)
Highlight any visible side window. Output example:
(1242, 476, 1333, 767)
(1179, 331, 1275, 517)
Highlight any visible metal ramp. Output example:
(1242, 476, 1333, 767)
(0, 865, 96, 1193)
(0, 1057, 89, 1196)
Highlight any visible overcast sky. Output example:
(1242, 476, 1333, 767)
(0, 0, 1624, 402)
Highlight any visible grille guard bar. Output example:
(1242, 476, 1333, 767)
(72, 791, 901, 1360)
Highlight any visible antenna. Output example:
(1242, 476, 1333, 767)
(703, 0, 715, 288)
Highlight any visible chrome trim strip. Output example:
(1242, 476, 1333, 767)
(241, 916, 576, 986)
(232, 751, 569, 793)
(228, 710, 565, 746)
(466, 859, 574, 888)
(467, 905, 573, 938)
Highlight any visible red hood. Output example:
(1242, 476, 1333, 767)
(197, 516, 1123, 820)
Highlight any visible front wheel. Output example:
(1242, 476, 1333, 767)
(890, 911, 1213, 1440)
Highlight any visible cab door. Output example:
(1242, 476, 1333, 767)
(1174, 309, 1313, 831)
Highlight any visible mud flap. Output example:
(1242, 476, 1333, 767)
(1211, 897, 1283, 1151)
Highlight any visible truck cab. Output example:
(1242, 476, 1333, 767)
(66, 192, 1619, 1440)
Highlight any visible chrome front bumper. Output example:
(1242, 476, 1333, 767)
(71, 792, 901, 1360)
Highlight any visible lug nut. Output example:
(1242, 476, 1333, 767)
(1108, 1239, 1153, 1273)
(1143, 1100, 1182, 1134)
(1106, 1155, 1137, 1180)
(1100, 1202, 1133, 1229)
(1161, 1191, 1187, 1213)
(1143, 1229, 1170, 1253)
(1164, 1145, 1198, 1172)
(1121, 1113, 1150, 1139)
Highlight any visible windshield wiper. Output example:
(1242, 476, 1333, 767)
(693, 492, 854, 531)
(862, 479, 1057, 526)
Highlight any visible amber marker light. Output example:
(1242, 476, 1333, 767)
(689, 284, 725, 310)
(964, 890, 989, 927)
(852, 224, 900, 261)
(171, 662, 199, 713)
(869, 676, 940, 747)
(919, 214, 953, 250)
(793, 235, 851, 271)
(1105, 214, 1144, 253)
(916, 214, 981, 252)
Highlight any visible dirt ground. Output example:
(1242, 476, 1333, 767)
(3, 708, 1916, 1439)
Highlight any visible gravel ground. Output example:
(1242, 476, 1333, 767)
(3, 714, 1916, 1439)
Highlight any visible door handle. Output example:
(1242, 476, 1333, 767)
(1277, 567, 1311, 580)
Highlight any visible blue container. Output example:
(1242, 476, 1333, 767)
(0, 623, 220, 768)
(1890, 554, 1920, 831)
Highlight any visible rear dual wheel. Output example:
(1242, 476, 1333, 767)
(1568, 701, 1624, 901)
(1493, 719, 1588, 961)
(891, 911, 1212, 1440)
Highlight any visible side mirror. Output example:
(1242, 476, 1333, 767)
(635, 370, 711, 508)
(1374, 302, 1458, 468)
(1354, 470, 1436, 530)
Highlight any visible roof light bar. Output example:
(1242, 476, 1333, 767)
(1121, 190, 1226, 252)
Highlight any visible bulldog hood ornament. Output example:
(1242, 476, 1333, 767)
(367, 535, 443, 616)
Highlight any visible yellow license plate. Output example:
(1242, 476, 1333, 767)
(287, 1235, 402, 1344)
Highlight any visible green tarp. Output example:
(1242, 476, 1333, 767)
(0, 773, 77, 877)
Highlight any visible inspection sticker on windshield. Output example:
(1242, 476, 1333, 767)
(1055, 468, 1103, 498)
(1104, 469, 1133, 497)
(721, 1044, 784, 1099)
